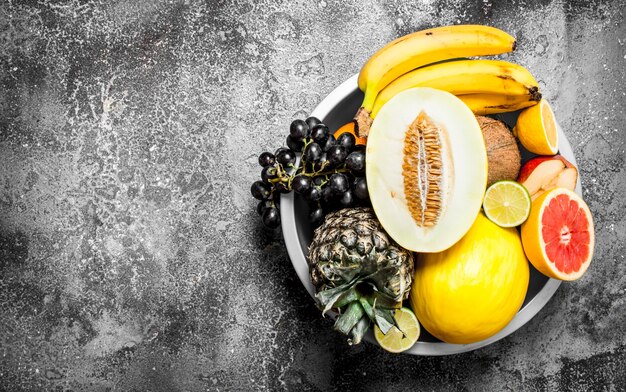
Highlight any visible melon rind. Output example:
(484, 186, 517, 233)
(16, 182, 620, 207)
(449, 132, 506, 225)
(365, 87, 488, 253)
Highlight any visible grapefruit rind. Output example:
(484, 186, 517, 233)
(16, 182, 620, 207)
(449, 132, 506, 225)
(521, 188, 594, 281)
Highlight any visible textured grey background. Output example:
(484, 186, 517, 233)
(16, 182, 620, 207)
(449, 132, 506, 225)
(0, 0, 625, 391)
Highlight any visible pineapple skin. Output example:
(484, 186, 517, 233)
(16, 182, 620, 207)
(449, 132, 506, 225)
(307, 208, 414, 302)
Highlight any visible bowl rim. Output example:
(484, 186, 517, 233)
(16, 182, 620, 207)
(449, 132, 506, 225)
(280, 73, 581, 355)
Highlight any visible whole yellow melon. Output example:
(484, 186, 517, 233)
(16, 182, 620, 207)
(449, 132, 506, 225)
(410, 212, 529, 344)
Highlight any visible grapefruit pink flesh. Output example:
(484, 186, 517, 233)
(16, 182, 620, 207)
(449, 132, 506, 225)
(541, 194, 591, 275)
(521, 188, 594, 281)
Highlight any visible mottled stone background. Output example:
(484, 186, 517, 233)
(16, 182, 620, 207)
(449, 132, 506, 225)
(0, 0, 625, 390)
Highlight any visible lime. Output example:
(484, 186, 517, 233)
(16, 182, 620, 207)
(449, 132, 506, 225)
(483, 180, 531, 227)
(374, 307, 420, 353)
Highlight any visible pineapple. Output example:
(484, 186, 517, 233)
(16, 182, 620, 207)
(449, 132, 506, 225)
(308, 207, 414, 344)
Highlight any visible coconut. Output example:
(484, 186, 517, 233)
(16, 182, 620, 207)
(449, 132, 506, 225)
(477, 116, 521, 186)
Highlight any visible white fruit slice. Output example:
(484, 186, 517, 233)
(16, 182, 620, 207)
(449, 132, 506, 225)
(366, 87, 488, 252)
(517, 156, 578, 200)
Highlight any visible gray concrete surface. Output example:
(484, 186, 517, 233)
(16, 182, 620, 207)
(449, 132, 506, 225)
(1, 0, 625, 390)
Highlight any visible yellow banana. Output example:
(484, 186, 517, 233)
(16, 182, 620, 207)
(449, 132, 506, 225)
(457, 93, 540, 115)
(357, 25, 516, 120)
(370, 59, 541, 117)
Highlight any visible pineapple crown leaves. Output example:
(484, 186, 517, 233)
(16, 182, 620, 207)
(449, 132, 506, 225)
(329, 288, 399, 345)
(316, 249, 409, 303)
(315, 264, 404, 315)
(315, 263, 405, 345)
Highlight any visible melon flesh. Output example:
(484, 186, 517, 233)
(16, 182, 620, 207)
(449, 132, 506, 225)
(365, 87, 487, 252)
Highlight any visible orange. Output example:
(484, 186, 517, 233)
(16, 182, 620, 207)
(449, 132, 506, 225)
(521, 188, 594, 281)
(514, 99, 558, 155)
(333, 121, 367, 145)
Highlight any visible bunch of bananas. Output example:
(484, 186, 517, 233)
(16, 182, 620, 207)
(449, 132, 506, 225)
(353, 25, 541, 137)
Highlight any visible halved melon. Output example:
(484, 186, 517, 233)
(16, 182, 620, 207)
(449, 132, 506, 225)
(366, 87, 487, 252)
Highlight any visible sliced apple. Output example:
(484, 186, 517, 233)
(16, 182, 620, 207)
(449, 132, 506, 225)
(517, 155, 578, 200)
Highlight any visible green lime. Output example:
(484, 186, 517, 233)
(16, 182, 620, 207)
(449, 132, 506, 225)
(483, 180, 531, 227)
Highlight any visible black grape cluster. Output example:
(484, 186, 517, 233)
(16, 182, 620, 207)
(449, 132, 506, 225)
(251, 116, 369, 229)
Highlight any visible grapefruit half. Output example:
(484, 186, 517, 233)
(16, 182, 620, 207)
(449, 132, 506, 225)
(521, 188, 595, 281)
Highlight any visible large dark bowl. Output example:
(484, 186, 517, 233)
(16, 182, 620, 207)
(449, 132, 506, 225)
(281, 74, 582, 355)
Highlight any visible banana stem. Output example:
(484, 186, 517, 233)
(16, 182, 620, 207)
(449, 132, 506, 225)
(361, 87, 377, 113)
